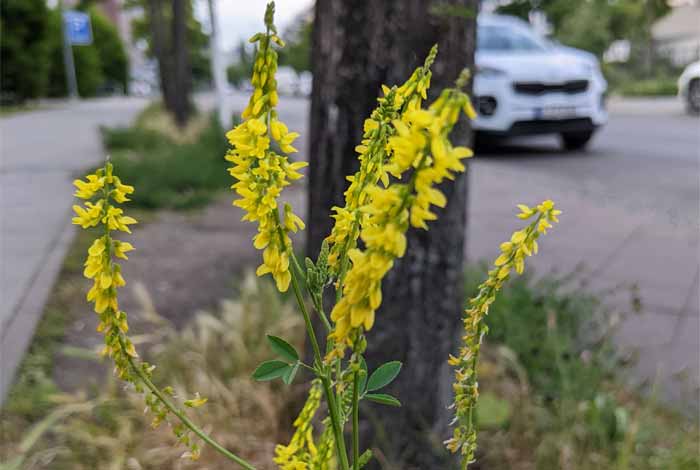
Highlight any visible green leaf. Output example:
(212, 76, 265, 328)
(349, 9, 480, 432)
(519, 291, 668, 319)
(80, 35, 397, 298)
(266, 335, 299, 362)
(282, 362, 300, 385)
(252, 360, 290, 381)
(366, 361, 402, 391)
(364, 393, 401, 407)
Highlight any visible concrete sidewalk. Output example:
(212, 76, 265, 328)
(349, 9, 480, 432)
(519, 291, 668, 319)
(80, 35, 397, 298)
(0, 97, 149, 400)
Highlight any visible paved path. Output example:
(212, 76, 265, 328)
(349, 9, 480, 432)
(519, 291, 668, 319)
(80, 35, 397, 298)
(0, 97, 149, 400)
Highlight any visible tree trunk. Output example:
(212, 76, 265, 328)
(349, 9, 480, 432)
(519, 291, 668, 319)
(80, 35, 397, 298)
(171, 0, 192, 127)
(148, 0, 174, 113)
(307, 1, 477, 468)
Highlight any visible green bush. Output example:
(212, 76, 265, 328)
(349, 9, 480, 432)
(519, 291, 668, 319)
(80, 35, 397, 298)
(100, 126, 168, 152)
(0, 0, 51, 104)
(470, 270, 615, 402)
(102, 112, 231, 210)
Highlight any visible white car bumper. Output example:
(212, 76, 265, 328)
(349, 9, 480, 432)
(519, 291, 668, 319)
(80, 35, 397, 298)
(472, 75, 608, 135)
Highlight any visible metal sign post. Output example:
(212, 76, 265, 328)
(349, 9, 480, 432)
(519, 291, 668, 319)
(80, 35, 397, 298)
(59, 4, 93, 100)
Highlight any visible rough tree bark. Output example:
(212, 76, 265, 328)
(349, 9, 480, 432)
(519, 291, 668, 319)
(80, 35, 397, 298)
(307, 1, 478, 468)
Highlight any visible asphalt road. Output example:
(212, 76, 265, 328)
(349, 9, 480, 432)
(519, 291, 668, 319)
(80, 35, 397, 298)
(466, 97, 699, 410)
(1, 93, 697, 409)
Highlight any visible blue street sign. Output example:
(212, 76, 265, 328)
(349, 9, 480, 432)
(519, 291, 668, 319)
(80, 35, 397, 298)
(63, 11, 92, 46)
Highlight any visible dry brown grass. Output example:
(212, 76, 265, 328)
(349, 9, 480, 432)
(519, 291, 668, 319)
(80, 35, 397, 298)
(1, 273, 306, 470)
(134, 103, 211, 145)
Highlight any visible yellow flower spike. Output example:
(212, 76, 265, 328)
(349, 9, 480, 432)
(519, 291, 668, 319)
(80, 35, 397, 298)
(225, 13, 305, 294)
(274, 383, 325, 469)
(73, 162, 215, 463)
(446, 199, 561, 467)
(328, 81, 475, 359)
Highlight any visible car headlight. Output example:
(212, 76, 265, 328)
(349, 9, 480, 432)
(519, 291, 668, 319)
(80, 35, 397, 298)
(476, 65, 507, 77)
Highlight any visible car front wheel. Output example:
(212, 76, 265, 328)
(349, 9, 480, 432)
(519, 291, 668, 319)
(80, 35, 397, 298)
(561, 130, 594, 151)
(687, 79, 700, 115)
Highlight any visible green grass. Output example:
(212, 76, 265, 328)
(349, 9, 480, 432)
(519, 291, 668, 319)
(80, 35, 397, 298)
(3, 257, 697, 469)
(0, 102, 42, 116)
(100, 108, 233, 210)
(616, 78, 678, 97)
(466, 266, 700, 470)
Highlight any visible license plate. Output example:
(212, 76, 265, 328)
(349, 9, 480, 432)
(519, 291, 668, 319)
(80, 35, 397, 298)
(535, 106, 577, 120)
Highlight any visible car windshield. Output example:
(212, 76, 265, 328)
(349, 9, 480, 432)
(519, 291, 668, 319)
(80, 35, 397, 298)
(477, 24, 547, 52)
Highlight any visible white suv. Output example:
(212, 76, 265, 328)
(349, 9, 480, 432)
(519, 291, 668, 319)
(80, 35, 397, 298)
(678, 61, 700, 115)
(473, 15, 608, 150)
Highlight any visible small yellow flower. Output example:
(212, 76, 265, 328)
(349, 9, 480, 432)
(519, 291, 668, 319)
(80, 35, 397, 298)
(184, 392, 208, 408)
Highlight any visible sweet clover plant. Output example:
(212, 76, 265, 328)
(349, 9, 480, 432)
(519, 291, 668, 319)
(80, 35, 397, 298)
(71, 3, 560, 469)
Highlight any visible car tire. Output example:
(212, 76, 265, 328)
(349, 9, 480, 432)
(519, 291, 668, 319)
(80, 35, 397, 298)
(686, 79, 700, 115)
(561, 130, 594, 151)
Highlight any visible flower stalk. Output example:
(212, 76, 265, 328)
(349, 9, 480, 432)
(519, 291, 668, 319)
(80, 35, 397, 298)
(71, 3, 561, 469)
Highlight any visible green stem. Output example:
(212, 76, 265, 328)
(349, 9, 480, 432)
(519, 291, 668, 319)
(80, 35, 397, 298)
(288, 264, 350, 470)
(120, 337, 256, 470)
(271, 208, 349, 470)
(321, 375, 351, 470)
(351, 370, 361, 470)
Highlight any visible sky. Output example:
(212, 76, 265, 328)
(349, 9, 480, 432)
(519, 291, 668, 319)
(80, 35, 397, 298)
(197, 0, 313, 51)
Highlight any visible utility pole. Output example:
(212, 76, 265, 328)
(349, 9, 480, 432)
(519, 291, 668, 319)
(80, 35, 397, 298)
(207, 0, 230, 129)
(59, 0, 79, 100)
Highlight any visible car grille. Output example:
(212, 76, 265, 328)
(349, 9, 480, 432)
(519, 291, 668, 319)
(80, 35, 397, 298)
(513, 80, 589, 95)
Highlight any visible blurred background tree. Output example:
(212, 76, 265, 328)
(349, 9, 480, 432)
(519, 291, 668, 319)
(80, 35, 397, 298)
(496, 0, 670, 58)
(307, 0, 478, 468)
(127, 0, 205, 126)
(226, 41, 254, 88)
(226, 11, 311, 90)
(1, 0, 127, 102)
(0, 0, 52, 104)
(278, 10, 313, 73)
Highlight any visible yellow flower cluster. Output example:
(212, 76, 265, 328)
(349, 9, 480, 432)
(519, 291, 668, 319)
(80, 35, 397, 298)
(226, 14, 307, 292)
(274, 383, 330, 470)
(326, 48, 436, 274)
(445, 200, 561, 466)
(74, 162, 209, 461)
(72, 163, 137, 369)
(329, 85, 475, 355)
